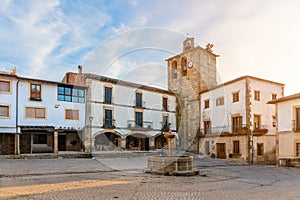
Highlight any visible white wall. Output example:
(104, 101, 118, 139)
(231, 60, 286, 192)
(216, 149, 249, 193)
(250, 78, 283, 134)
(89, 79, 176, 136)
(277, 99, 300, 131)
(17, 80, 86, 129)
(201, 79, 247, 131)
(0, 77, 17, 133)
(200, 78, 283, 134)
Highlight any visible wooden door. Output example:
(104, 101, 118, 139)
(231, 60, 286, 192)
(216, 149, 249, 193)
(217, 143, 226, 159)
(58, 135, 66, 151)
(296, 108, 300, 131)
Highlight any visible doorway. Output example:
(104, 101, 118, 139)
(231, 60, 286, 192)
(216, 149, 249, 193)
(58, 135, 66, 151)
(217, 143, 226, 159)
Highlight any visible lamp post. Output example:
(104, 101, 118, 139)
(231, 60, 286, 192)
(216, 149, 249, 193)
(89, 116, 93, 158)
(251, 132, 254, 164)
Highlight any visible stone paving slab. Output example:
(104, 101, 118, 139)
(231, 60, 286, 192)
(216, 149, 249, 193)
(0, 159, 113, 177)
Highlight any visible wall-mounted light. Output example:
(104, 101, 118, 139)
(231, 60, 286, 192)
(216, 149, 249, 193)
(54, 104, 60, 108)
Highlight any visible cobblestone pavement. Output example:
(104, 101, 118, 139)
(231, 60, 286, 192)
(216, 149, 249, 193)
(0, 156, 300, 200)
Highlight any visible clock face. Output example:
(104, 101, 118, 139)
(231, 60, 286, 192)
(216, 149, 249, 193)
(188, 61, 193, 68)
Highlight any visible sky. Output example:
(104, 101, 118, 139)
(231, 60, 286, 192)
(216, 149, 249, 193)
(0, 0, 300, 95)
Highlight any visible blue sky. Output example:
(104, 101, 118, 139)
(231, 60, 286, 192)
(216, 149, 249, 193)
(1, 0, 300, 94)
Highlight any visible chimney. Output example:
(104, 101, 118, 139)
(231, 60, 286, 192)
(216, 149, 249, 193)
(12, 67, 17, 75)
(78, 65, 82, 74)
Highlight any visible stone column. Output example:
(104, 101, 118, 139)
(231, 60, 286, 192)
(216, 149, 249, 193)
(121, 137, 126, 150)
(15, 134, 20, 155)
(54, 131, 58, 154)
(149, 137, 155, 150)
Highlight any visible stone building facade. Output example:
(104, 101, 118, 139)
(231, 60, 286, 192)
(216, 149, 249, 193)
(166, 37, 218, 151)
(0, 69, 87, 155)
(62, 66, 177, 152)
(199, 76, 284, 164)
(269, 93, 300, 166)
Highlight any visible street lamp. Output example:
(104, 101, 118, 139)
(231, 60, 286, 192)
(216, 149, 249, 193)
(251, 131, 254, 164)
(89, 116, 93, 158)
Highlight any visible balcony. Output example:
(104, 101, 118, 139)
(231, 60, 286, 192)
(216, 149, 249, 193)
(292, 120, 300, 132)
(127, 120, 153, 130)
(102, 119, 115, 129)
(162, 123, 171, 131)
(134, 101, 146, 108)
(198, 125, 251, 137)
(252, 125, 269, 135)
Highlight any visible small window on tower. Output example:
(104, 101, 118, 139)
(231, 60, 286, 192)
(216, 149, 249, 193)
(171, 61, 177, 79)
(204, 99, 210, 109)
(181, 57, 187, 76)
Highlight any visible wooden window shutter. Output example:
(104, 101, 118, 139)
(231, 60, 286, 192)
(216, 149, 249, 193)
(35, 108, 45, 118)
(0, 81, 10, 92)
(0, 106, 9, 117)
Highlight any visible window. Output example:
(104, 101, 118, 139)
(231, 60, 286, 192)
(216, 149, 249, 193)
(216, 97, 224, 106)
(135, 111, 143, 127)
(297, 143, 300, 157)
(104, 109, 113, 128)
(232, 92, 239, 103)
(254, 115, 261, 129)
(233, 141, 240, 154)
(65, 109, 79, 120)
(58, 85, 85, 103)
(30, 84, 41, 100)
(232, 116, 242, 133)
(136, 92, 142, 107)
(273, 116, 276, 127)
(272, 94, 277, 100)
(104, 87, 112, 104)
(25, 107, 46, 119)
(181, 57, 187, 76)
(254, 91, 260, 101)
(0, 105, 9, 117)
(0, 80, 10, 93)
(257, 143, 264, 156)
(296, 108, 300, 131)
(204, 99, 210, 109)
(163, 97, 168, 111)
(171, 61, 177, 79)
(204, 121, 211, 135)
(162, 115, 169, 130)
(33, 134, 47, 144)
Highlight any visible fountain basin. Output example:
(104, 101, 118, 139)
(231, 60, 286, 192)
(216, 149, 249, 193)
(147, 156, 199, 176)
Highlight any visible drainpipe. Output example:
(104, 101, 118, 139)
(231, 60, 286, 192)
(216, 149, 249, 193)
(15, 79, 20, 155)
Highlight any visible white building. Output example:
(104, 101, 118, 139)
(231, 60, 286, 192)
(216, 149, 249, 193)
(63, 66, 177, 152)
(0, 69, 87, 155)
(199, 75, 284, 164)
(268, 93, 300, 166)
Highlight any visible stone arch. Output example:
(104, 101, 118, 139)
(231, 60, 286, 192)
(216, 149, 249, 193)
(171, 60, 178, 79)
(125, 133, 150, 151)
(181, 57, 187, 76)
(94, 131, 121, 151)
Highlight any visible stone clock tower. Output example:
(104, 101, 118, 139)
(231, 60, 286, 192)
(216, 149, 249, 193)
(166, 37, 218, 151)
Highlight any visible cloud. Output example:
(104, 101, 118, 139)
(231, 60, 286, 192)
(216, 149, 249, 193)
(0, 0, 110, 80)
(1, 0, 300, 95)
(83, 28, 185, 84)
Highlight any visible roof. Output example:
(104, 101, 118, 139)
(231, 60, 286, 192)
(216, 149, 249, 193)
(268, 93, 300, 104)
(199, 75, 285, 94)
(84, 73, 175, 95)
(0, 73, 87, 89)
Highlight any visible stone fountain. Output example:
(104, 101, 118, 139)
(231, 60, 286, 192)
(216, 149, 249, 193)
(147, 130, 199, 176)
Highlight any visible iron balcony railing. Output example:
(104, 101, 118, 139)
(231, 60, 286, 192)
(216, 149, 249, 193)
(127, 120, 153, 130)
(102, 119, 115, 129)
(292, 120, 300, 131)
(198, 124, 269, 136)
